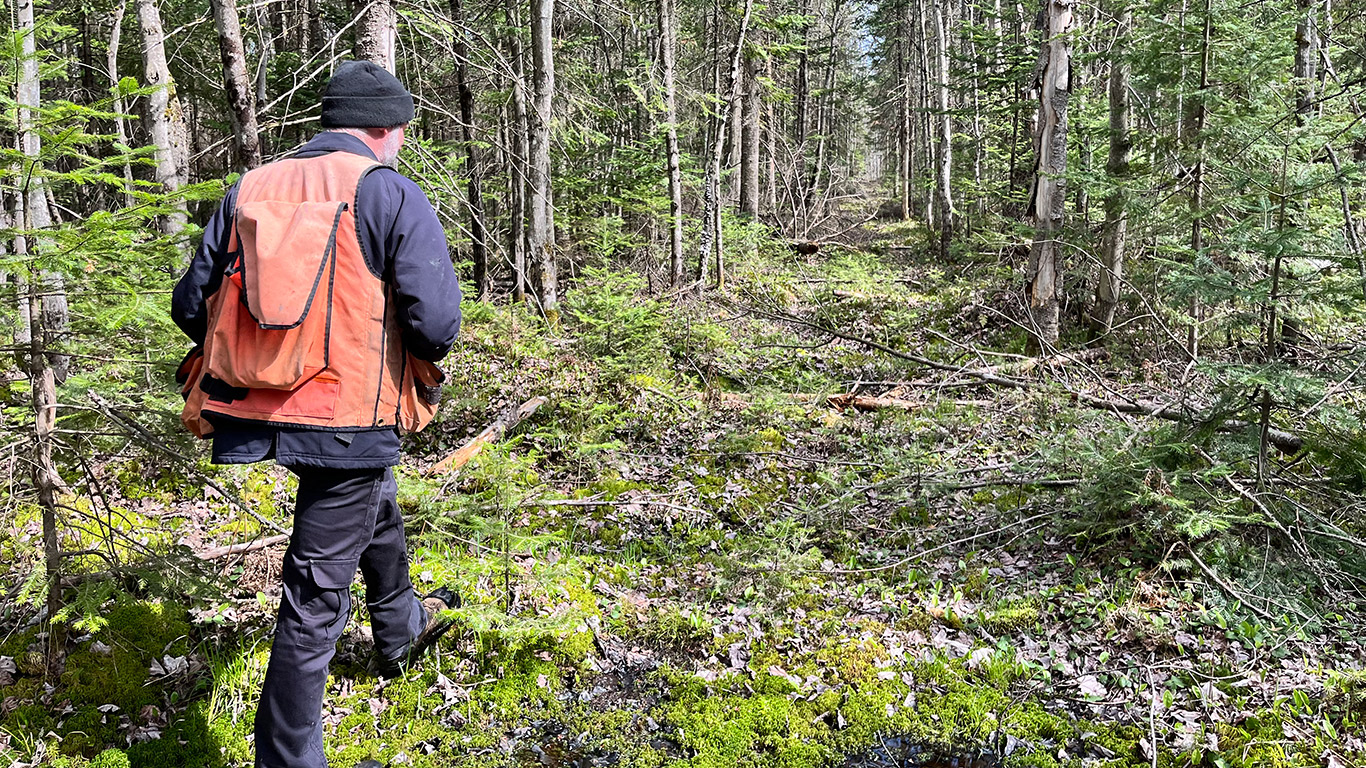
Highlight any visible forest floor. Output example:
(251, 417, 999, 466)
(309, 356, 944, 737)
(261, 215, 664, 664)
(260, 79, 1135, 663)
(2, 221, 1365, 768)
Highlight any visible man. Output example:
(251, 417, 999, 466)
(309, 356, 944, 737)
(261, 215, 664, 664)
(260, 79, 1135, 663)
(172, 61, 462, 768)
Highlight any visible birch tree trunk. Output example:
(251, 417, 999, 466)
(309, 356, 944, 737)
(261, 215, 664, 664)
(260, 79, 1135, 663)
(658, 0, 686, 285)
(17, 0, 69, 383)
(135, 0, 190, 240)
(528, 0, 559, 317)
(450, 0, 489, 299)
(209, 0, 262, 171)
(1025, 0, 1074, 349)
(357, 0, 398, 71)
(15, 0, 66, 668)
(1092, 3, 1130, 337)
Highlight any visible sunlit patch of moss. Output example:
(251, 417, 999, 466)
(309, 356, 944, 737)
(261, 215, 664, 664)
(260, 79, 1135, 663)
(89, 748, 130, 768)
(977, 602, 1041, 634)
(815, 635, 889, 683)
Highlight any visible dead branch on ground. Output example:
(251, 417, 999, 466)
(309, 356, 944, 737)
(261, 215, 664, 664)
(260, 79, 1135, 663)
(428, 395, 548, 475)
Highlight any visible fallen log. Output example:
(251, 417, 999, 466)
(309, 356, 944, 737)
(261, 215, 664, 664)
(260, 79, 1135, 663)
(428, 395, 548, 475)
(740, 303, 1306, 455)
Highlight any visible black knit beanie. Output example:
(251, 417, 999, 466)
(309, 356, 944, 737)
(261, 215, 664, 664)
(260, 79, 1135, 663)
(320, 61, 415, 128)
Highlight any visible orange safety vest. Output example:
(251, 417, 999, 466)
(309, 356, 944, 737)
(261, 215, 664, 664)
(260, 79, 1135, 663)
(180, 150, 444, 438)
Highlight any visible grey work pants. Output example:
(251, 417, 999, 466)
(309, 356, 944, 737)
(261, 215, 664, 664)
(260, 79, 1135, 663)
(254, 467, 426, 768)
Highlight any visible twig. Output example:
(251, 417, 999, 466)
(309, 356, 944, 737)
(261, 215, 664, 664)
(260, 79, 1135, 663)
(1183, 543, 1280, 623)
(818, 507, 1052, 574)
(197, 534, 291, 560)
(85, 391, 289, 535)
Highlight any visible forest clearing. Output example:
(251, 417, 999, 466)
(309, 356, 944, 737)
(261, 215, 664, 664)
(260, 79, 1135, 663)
(2, 0, 1366, 766)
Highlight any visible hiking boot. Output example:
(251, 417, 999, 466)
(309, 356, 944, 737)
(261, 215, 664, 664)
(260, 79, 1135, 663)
(373, 587, 459, 679)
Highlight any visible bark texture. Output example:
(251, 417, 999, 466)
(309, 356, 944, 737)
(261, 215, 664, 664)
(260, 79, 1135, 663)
(208, 0, 262, 170)
(1025, 0, 1074, 349)
(135, 0, 190, 238)
(528, 0, 558, 315)
(658, 0, 686, 285)
(1093, 4, 1131, 336)
(450, 0, 488, 299)
(357, 0, 398, 71)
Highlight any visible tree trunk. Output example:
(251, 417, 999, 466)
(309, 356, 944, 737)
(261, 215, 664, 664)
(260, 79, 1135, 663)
(1092, 4, 1130, 337)
(107, 0, 136, 206)
(528, 0, 558, 317)
(209, 0, 262, 171)
(658, 0, 686, 285)
(1186, 0, 1211, 359)
(698, 0, 755, 288)
(931, 0, 953, 259)
(505, 0, 531, 304)
(15, 0, 65, 667)
(1025, 0, 1074, 349)
(357, 0, 398, 71)
(1293, 0, 1317, 122)
(450, 0, 489, 299)
(739, 52, 762, 220)
(135, 0, 190, 240)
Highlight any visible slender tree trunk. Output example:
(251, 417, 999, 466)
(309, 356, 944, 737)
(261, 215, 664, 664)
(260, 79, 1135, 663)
(698, 0, 755, 288)
(450, 0, 489, 299)
(1185, 0, 1211, 359)
(659, 0, 686, 285)
(15, 0, 65, 668)
(357, 0, 398, 71)
(209, 0, 262, 171)
(505, 0, 531, 304)
(1319, 48, 1366, 293)
(739, 53, 762, 220)
(1293, 0, 1317, 121)
(763, 53, 779, 218)
(805, 0, 841, 210)
(1092, 4, 1131, 338)
(107, 0, 136, 206)
(1025, 0, 1074, 349)
(931, 0, 953, 259)
(135, 0, 190, 239)
(254, 4, 273, 112)
(913, 0, 935, 227)
(528, 0, 558, 317)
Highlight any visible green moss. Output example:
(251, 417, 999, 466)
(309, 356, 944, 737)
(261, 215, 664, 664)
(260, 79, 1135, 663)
(977, 603, 1041, 633)
(90, 748, 131, 768)
(126, 702, 223, 768)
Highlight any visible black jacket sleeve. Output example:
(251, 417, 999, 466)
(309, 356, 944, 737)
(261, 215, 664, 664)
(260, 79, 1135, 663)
(172, 184, 239, 345)
(355, 168, 462, 362)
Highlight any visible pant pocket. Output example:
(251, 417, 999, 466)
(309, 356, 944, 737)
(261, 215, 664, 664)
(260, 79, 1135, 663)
(295, 557, 358, 649)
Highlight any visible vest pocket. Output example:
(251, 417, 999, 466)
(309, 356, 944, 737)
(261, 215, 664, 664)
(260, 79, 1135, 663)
(204, 200, 346, 390)
(228, 374, 341, 420)
(399, 356, 445, 433)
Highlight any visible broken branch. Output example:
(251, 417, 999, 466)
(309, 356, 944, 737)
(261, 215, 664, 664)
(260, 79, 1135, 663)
(428, 395, 548, 475)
